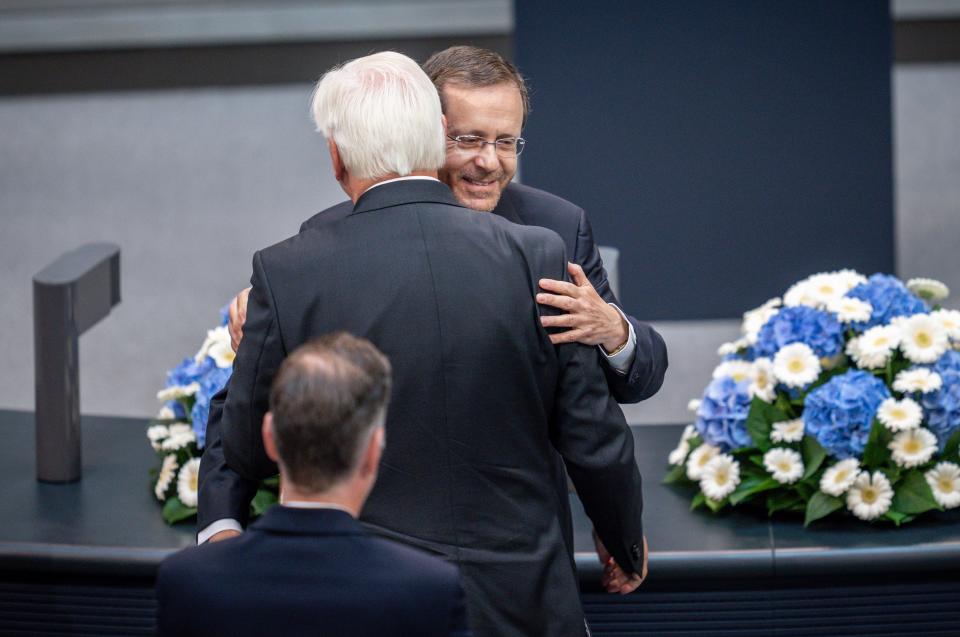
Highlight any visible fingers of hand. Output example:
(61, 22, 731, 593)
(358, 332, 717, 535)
(567, 262, 589, 286)
(537, 293, 577, 312)
(548, 330, 588, 345)
(538, 278, 580, 297)
(540, 313, 581, 329)
(238, 287, 250, 321)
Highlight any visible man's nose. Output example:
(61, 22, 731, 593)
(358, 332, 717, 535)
(472, 143, 499, 171)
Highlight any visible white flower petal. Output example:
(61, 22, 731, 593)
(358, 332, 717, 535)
(846, 471, 893, 521)
(155, 454, 179, 502)
(763, 448, 804, 484)
(686, 444, 720, 481)
(699, 454, 741, 500)
(893, 368, 943, 394)
(177, 458, 202, 508)
(907, 277, 949, 302)
(820, 459, 860, 496)
(888, 427, 938, 468)
(900, 314, 949, 364)
(877, 397, 924, 432)
(770, 418, 805, 443)
(773, 343, 821, 388)
(925, 462, 960, 509)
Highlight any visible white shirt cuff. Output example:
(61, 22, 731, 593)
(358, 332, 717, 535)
(197, 518, 243, 545)
(599, 304, 636, 375)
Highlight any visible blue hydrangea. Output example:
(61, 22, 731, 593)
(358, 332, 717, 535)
(753, 305, 844, 360)
(694, 377, 753, 451)
(803, 370, 890, 459)
(190, 364, 232, 448)
(921, 350, 960, 447)
(845, 273, 928, 330)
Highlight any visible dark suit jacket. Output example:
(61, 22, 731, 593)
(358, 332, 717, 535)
(156, 506, 470, 637)
(215, 179, 644, 637)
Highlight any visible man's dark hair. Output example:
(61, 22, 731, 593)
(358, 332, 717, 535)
(269, 332, 392, 493)
(422, 45, 531, 125)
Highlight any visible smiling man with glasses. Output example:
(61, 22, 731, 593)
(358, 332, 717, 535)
(198, 46, 666, 606)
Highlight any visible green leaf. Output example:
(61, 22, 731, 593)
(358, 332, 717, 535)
(690, 492, 706, 511)
(879, 465, 902, 485)
(767, 491, 804, 515)
(883, 510, 911, 526)
(745, 398, 782, 451)
(250, 488, 279, 518)
(891, 470, 940, 515)
(800, 435, 827, 480)
(162, 497, 197, 525)
(804, 491, 843, 527)
(862, 420, 892, 469)
(944, 428, 960, 461)
(729, 476, 779, 505)
(704, 496, 727, 513)
(261, 474, 281, 489)
(794, 480, 816, 500)
(662, 463, 687, 484)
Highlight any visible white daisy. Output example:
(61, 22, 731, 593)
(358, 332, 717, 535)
(717, 338, 750, 357)
(669, 437, 691, 466)
(147, 424, 169, 451)
(770, 418, 805, 443)
(931, 309, 960, 340)
(852, 325, 900, 369)
(773, 343, 821, 388)
(157, 382, 200, 402)
(155, 454, 179, 501)
(686, 443, 721, 480)
(783, 280, 819, 308)
(888, 427, 938, 468)
(907, 277, 949, 302)
(161, 430, 196, 452)
(819, 458, 860, 496)
(687, 399, 702, 413)
(876, 397, 923, 432)
(156, 405, 176, 420)
(804, 272, 853, 307)
(749, 357, 777, 403)
(200, 326, 236, 368)
(900, 314, 949, 364)
(699, 454, 741, 501)
(177, 458, 202, 507)
(827, 296, 873, 324)
(712, 360, 754, 383)
(167, 423, 193, 437)
(680, 424, 697, 442)
(846, 471, 893, 521)
(835, 269, 868, 290)
(925, 462, 960, 509)
(893, 368, 943, 394)
(763, 447, 804, 484)
(742, 298, 781, 344)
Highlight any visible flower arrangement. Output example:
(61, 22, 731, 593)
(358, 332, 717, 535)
(665, 272, 960, 526)
(148, 307, 278, 524)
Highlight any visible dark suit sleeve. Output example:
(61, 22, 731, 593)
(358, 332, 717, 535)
(543, 239, 645, 576)
(221, 251, 287, 481)
(573, 208, 668, 404)
(197, 384, 259, 533)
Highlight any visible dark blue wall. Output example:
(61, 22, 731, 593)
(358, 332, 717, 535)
(515, 1, 893, 319)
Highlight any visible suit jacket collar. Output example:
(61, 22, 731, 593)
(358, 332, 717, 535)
(351, 178, 465, 216)
(491, 182, 523, 224)
(250, 505, 365, 536)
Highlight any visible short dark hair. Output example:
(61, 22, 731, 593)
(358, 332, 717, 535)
(422, 45, 531, 125)
(269, 332, 392, 493)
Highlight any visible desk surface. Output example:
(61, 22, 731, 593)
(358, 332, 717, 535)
(1, 409, 958, 582)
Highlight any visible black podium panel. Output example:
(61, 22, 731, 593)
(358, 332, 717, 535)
(1, 410, 959, 635)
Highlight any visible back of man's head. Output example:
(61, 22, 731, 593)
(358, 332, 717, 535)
(310, 51, 445, 181)
(422, 46, 530, 125)
(269, 332, 392, 493)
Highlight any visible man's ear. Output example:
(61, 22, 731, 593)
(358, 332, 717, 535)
(327, 138, 346, 183)
(359, 425, 385, 480)
(441, 113, 448, 136)
(262, 412, 279, 463)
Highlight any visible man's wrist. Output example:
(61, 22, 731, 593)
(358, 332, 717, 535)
(197, 518, 243, 544)
(600, 308, 630, 355)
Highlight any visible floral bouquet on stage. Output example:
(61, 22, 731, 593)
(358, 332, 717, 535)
(147, 306, 278, 524)
(665, 271, 960, 526)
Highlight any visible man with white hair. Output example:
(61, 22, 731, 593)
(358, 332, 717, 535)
(213, 51, 645, 637)
(157, 333, 470, 636)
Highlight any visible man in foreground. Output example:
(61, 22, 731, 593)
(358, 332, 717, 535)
(156, 333, 470, 636)
(214, 51, 645, 636)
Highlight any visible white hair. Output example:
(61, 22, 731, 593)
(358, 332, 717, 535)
(310, 51, 446, 181)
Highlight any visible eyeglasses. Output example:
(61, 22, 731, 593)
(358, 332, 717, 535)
(446, 134, 526, 157)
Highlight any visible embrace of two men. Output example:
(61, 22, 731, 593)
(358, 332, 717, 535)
(159, 46, 667, 637)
